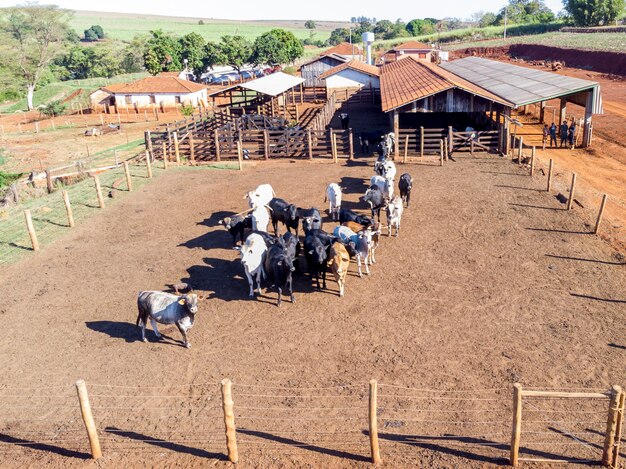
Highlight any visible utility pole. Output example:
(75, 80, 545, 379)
(504, 5, 508, 39)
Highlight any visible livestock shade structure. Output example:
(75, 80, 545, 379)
(299, 42, 363, 87)
(319, 60, 380, 95)
(440, 57, 602, 146)
(240, 72, 305, 97)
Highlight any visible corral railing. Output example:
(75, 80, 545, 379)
(0, 381, 621, 467)
(450, 129, 500, 154)
(398, 127, 447, 157)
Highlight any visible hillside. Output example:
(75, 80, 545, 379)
(70, 10, 350, 42)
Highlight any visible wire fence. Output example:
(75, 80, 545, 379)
(0, 380, 622, 466)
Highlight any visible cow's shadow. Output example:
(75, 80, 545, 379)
(340, 176, 368, 195)
(181, 257, 250, 302)
(85, 320, 183, 347)
(179, 211, 239, 250)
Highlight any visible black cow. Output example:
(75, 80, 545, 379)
(398, 173, 413, 208)
(363, 185, 386, 221)
(218, 214, 252, 245)
(263, 243, 296, 307)
(304, 234, 329, 290)
(298, 207, 323, 234)
(339, 208, 373, 227)
(281, 231, 301, 264)
(268, 198, 300, 236)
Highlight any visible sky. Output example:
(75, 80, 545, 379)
(0, 0, 566, 21)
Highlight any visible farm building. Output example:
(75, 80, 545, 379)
(89, 76, 208, 112)
(380, 40, 436, 64)
(299, 42, 363, 87)
(320, 60, 380, 92)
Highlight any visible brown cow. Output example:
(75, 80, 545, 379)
(328, 242, 350, 297)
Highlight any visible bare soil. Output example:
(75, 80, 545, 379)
(0, 155, 624, 468)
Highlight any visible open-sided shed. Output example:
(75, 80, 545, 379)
(440, 57, 602, 147)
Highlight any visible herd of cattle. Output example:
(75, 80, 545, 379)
(136, 154, 413, 348)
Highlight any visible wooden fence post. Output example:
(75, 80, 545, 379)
(332, 133, 338, 163)
(470, 138, 475, 156)
(369, 379, 381, 464)
(93, 175, 105, 209)
(145, 151, 153, 179)
(594, 194, 608, 235)
(62, 190, 75, 228)
(517, 136, 523, 164)
(440, 140, 444, 167)
(403, 135, 409, 163)
(45, 170, 53, 193)
(420, 126, 424, 157)
(173, 132, 181, 165)
(602, 385, 622, 467)
(444, 138, 448, 161)
(546, 158, 553, 192)
(214, 129, 221, 162)
(307, 129, 313, 160)
(510, 383, 522, 467)
(221, 379, 238, 463)
(264, 129, 270, 160)
(236, 140, 243, 171)
(123, 161, 132, 192)
(189, 131, 196, 165)
(162, 142, 168, 169)
(348, 129, 354, 161)
(75, 380, 102, 459)
(567, 173, 577, 211)
(611, 389, 625, 467)
(448, 126, 453, 157)
(23, 209, 39, 251)
(530, 146, 536, 177)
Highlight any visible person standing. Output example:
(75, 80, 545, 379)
(568, 119, 577, 149)
(542, 124, 549, 150)
(560, 121, 568, 147)
(549, 123, 557, 148)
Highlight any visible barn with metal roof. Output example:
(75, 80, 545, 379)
(440, 57, 602, 147)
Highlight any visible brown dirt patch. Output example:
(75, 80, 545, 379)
(0, 156, 624, 468)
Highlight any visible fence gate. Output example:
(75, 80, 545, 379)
(510, 384, 624, 467)
(450, 130, 499, 154)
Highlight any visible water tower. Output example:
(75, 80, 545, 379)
(362, 32, 375, 65)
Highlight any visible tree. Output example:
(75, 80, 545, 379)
(120, 34, 148, 73)
(56, 45, 121, 79)
(304, 20, 316, 29)
(202, 41, 225, 71)
(84, 24, 104, 41)
(252, 29, 303, 66)
(496, 0, 555, 24)
(479, 12, 498, 27)
(406, 18, 436, 36)
(327, 27, 350, 45)
(179, 32, 205, 75)
(143, 29, 181, 75)
(1, 5, 72, 110)
(218, 35, 252, 73)
(562, 0, 625, 25)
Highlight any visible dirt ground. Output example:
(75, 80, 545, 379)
(0, 155, 624, 468)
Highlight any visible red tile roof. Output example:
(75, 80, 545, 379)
(319, 59, 380, 79)
(103, 77, 206, 94)
(392, 40, 433, 51)
(323, 42, 362, 57)
(379, 57, 512, 112)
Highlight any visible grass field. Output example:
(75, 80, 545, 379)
(443, 31, 626, 52)
(70, 10, 347, 42)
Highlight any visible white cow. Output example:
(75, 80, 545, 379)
(245, 184, 276, 208)
(382, 160, 397, 181)
(251, 205, 270, 232)
(240, 233, 267, 297)
(370, 175, 393, 199)
(324, 183, 342, 221)
(386, 195, 404, 237)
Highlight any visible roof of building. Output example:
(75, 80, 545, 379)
(103, 76, 206, 94)
(319, 59, 380, 80)
(392, 40, 433, 51)
(379, 57, 512, 112)
(440, 57, 601, 110)
(240, 72, 305, 97)
(323, 42, 362, 57)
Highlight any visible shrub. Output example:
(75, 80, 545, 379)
(180, 104, 194, 117)
(40, 99, 66, 117)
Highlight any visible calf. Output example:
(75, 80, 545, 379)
(298, 207, 323, 234)
(268, 198, 299, 236)
(251, 205, 270, 232)
(136, 291, 199, 348)
(333, 225, 372, 277)
(339, 208, 373, 227)
(324, 183, 342, 221)
(398, 173, 413, 208)
(371, 175, 393, 199)
(263, 243, 296, 306)
(304, 232, 330, 290)
(363, 185, 386, 222)
(240, 233, 267, 297)
(386, 195, 404, 237)
(328, 242, 350, 297)
(374, 155, 386, 176)
(218, 214, 252, 245)
(245, 184, 275, 208)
